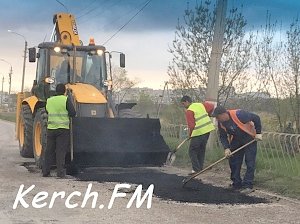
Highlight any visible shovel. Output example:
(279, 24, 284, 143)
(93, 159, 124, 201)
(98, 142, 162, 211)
(165, 137, 190, 166)
(182, 139, 256, 187)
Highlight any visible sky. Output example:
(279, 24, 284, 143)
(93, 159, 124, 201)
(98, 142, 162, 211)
(1, 0, 300, 93)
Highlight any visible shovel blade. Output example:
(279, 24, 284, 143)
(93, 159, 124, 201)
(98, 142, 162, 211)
(165, 152, 176, 166)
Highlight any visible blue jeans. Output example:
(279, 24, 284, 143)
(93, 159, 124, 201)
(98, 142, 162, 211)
(229, 141, 257, 188)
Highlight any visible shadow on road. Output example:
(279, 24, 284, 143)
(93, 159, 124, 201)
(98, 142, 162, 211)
(76, 167, 268, 205)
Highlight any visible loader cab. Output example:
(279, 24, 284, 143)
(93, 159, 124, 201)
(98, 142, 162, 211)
(32, 48, 48, 101)
(31, 42, 108, 100)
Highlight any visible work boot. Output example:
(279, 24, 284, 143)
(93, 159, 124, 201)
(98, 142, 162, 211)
(240, 187, 254, 194)
(188, 170, 196, 175)
(228, 183, 242, 191)
(56, 170, 66, 178)
(42, 173, 50, 177)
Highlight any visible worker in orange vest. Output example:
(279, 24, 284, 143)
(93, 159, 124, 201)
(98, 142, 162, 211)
(212, 105, 262, 193)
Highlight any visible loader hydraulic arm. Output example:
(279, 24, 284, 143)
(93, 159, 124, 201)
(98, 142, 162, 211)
(51, 13, 81, 46)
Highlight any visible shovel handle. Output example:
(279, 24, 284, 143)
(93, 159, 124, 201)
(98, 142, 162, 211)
(173, 137, 191, 152)
(183, 139, 256, 186)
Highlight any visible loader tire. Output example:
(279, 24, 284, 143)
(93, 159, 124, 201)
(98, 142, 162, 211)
(19, 104, 34, 158)
(33, 108, 48, 168)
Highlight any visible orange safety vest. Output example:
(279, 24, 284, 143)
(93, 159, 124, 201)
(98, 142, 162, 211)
(220, 110, 256, 140)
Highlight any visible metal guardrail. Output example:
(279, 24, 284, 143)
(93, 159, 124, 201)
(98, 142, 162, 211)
(259, 132, 300, 176)
(161, 124, 300, 176)
(161, 124, 188, 140)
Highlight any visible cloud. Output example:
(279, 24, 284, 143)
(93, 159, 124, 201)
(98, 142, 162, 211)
(0, 0, 188, 32)
(74, 0, 188, 32)
(236, 0, 300, 28)
(1, 0, 300, 91)
(2, 0, 300, 39)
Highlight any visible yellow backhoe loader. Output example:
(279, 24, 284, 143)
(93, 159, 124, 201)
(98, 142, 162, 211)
(15, 13, 169, 169)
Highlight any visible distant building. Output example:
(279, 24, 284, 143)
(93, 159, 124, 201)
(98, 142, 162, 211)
(114, 87, 175, 104)
(114, 87, 272, 105)
(0, 92, 8, 103)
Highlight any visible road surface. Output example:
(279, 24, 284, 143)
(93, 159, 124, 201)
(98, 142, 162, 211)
(0, 119, 299, 224)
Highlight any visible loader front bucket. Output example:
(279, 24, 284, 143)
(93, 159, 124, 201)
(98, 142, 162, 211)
(71, 117, 170, 167)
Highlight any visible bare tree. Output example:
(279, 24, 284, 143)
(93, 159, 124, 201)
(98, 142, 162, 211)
(111, 66, 139, 104)
(254, 13, 286, 131)
(286, 17, 300, 132)
(168, 1, 253, 104)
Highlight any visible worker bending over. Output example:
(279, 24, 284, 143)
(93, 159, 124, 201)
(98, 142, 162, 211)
(212, 106, 262, 193)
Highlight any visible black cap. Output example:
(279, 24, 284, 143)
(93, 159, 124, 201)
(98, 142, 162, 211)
(180, 95, 192, 103)
(56, 83, 66, 95)
(212, 105, 227, 117)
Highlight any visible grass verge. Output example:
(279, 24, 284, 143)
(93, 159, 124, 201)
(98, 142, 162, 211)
(0, 112, 16, 122)
(255, 149, 300, 199)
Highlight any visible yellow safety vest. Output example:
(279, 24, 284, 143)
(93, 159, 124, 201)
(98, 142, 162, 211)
(188, 103, 215, 137)
(46, 95, 69, 130)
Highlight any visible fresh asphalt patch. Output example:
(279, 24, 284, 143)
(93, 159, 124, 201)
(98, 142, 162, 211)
(21, 163, 268, 205)
(75, 167, 268, 205)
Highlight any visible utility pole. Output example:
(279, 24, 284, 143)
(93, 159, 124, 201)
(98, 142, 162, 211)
(8, 66, 12, 95)
(0, 59, 13, 95)
(205, 0, 227, 104)
(205, 0, 227, 148)
(8, 30, 27, 93)
(156, 81, 168, 118)
(21, 41, 27, 93)
(1, 76, 4, 107)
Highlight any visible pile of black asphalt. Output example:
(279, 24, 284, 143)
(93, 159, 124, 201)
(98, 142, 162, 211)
(75, 167, 268, 205)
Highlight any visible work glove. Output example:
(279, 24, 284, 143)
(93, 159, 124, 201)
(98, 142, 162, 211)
(224, 148, 231, 158)
(255, 134, 263, 141)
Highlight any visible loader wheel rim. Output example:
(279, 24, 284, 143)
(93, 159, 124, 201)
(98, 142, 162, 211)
(19, 119, 24, 147)
(34, 122, 42, 157)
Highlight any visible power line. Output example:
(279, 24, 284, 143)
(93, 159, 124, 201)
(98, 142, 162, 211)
(103, 0, 152, 45)
(78, 0, 122, 24)
(94, 0, 149, 33)
(55, 0, 69, 12)
(77, 5, 102, 19)
(77, 0, 109, 19)
(73, 0, 97, 15)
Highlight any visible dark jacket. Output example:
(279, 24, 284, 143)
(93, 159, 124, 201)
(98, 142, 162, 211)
(218, 110, 261, 149)
(66, 97, 76, 117)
